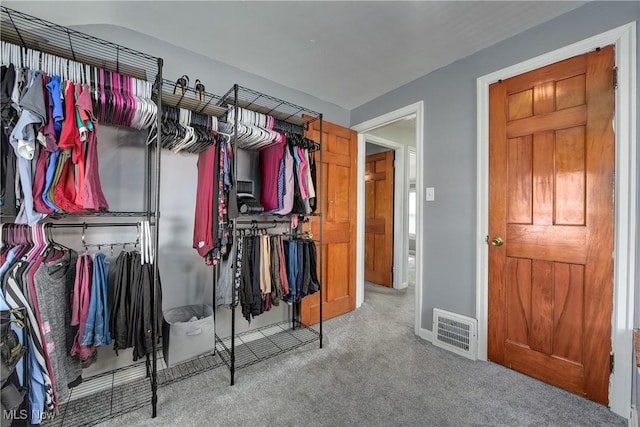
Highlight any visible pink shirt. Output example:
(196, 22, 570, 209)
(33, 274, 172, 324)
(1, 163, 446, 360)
(259, 142, 286, 212)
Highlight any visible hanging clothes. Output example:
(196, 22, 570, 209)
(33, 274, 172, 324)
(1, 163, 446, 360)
(33, 249, 82, 404)
(80, 252, 111, 347)
(8, 69, 47, 225)
(1, 64, 19, 217)
(274, 145, 295, 215)
(1, 41, 157, 220)
(4, 261, 56, 417)
(259, 141, 286, 212)
(70, 253, 95, 362)
(234, 232, 320, 324)
(193, 143, 217, 258)
(193, 135, 237, 265)
(109, 251, 130, 353)
(0, 225, 84, 421)
(216, 240, 236, 307)
(1, 222, 163, 422)
(108, 249, 162, 361)
(78, 82, 109, 211)
(308, 150, 318, 213)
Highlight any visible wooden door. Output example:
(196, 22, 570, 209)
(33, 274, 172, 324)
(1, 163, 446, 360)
(488, 46, 615, 404)
(301, 119, 357, 324)
(365, 151, 394, 287)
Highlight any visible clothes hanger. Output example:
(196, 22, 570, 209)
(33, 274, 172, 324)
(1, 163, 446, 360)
(142, 78, 157, 129)
(119, 74, 129, 126)
(110, 71, 121, 125)
(128, 76, 138, 127)
(0, 223, 6, 254)
(144, 220, 150, 264)
(143, 79, 157, 129)
(130, 77, 142, 129)
(24, 226, 40, 262)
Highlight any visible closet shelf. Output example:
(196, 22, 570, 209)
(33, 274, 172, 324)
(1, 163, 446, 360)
(45, 320, 320, 427)
(219, 85, 321, 127)
(43, 350, 223, 427)
(159, 78, 228, 118)
(215, 321, 321, 371)
(0, 6, 159, 82)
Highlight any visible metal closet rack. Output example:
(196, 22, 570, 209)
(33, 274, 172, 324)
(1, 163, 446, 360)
(215, 84, 324, 385)
(0, 5, 164, 422)
(156, 78, 227, 154)
(160, 77, 227, 118)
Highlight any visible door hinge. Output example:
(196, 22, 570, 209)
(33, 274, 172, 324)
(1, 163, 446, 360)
(613, 67, 618, 89)
(610, 353, 615, 373)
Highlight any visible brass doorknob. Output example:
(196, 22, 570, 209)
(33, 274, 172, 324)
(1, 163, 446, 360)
(490, 237, 504, 247)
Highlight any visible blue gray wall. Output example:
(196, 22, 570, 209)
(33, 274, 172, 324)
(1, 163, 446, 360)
(351, 1, 640, 333)
(67, 24, 350, 127)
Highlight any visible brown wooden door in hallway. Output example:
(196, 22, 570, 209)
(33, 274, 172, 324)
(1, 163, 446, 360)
(301, 119, 357, 324)
(487, 46, 615, 404)
(365, 150, 394, 287)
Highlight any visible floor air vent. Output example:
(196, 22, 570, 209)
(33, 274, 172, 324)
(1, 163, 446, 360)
(432, 308, 477, 360)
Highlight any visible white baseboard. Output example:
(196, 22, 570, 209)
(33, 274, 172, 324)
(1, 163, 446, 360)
(419, 328, 432, 342)
(395, 281, 409, 290)
(629, 406, 638, 427)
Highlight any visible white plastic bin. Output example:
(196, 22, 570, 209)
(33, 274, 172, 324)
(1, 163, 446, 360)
(162, 304, 214, 367)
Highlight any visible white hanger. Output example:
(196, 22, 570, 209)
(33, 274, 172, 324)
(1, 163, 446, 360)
(12, 43, 20, 67)
(138, 80, 156, 130)
(4, 43, 12, 66)
(131, 77, 147, 130)
(0, 223, 5, 252)
(138, 222, 145, 265)
(146, 221, 153, 264)
(171, 108, 196, 153)
(71, 59, 77, 82)
(135, 78, 146, 129)
(41, 52, 47, 75)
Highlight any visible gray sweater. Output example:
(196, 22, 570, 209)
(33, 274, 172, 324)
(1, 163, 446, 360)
(34, 249, 82, 402)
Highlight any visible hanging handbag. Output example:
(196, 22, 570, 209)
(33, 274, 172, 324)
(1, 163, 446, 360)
(0, 310, 23, 383)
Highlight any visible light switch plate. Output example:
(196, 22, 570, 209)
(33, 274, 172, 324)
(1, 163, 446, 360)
(426, 187, 435, 201)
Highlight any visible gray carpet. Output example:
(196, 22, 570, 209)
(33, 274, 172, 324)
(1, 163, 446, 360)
(96, 283, 625, 427)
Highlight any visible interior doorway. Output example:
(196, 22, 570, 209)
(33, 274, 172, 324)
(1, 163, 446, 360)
(475, 23, 636, 416)
(352, 101, 423, 336)
(364, 144, 395, 288)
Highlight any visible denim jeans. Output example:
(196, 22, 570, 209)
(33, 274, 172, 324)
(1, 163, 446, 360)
(80, 253, 110, 347)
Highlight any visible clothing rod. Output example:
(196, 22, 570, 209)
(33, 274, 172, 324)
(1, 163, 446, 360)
(234, 217, 308, 224)
(235, 220, 287, 225)
(45, 222, 152, 228)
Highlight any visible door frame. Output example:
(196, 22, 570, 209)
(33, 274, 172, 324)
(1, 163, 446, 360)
(364, 134, 407, 290)
(352, 101, 424, 337)
(476, 23, 636, 417)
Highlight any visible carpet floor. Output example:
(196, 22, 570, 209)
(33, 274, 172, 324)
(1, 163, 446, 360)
(96, 282, 625, 427)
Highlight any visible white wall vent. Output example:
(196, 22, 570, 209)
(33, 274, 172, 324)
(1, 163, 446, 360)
(432, 308, 477, 360)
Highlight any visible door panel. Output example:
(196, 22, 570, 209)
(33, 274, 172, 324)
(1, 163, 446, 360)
(301, 119, 357, 324)
(326, 163, 351, 223)
(488, 46, 614, 404)
(364, 151, 394, 287)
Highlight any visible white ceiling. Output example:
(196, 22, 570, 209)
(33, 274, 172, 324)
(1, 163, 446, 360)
(4, 1, 586, 110)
